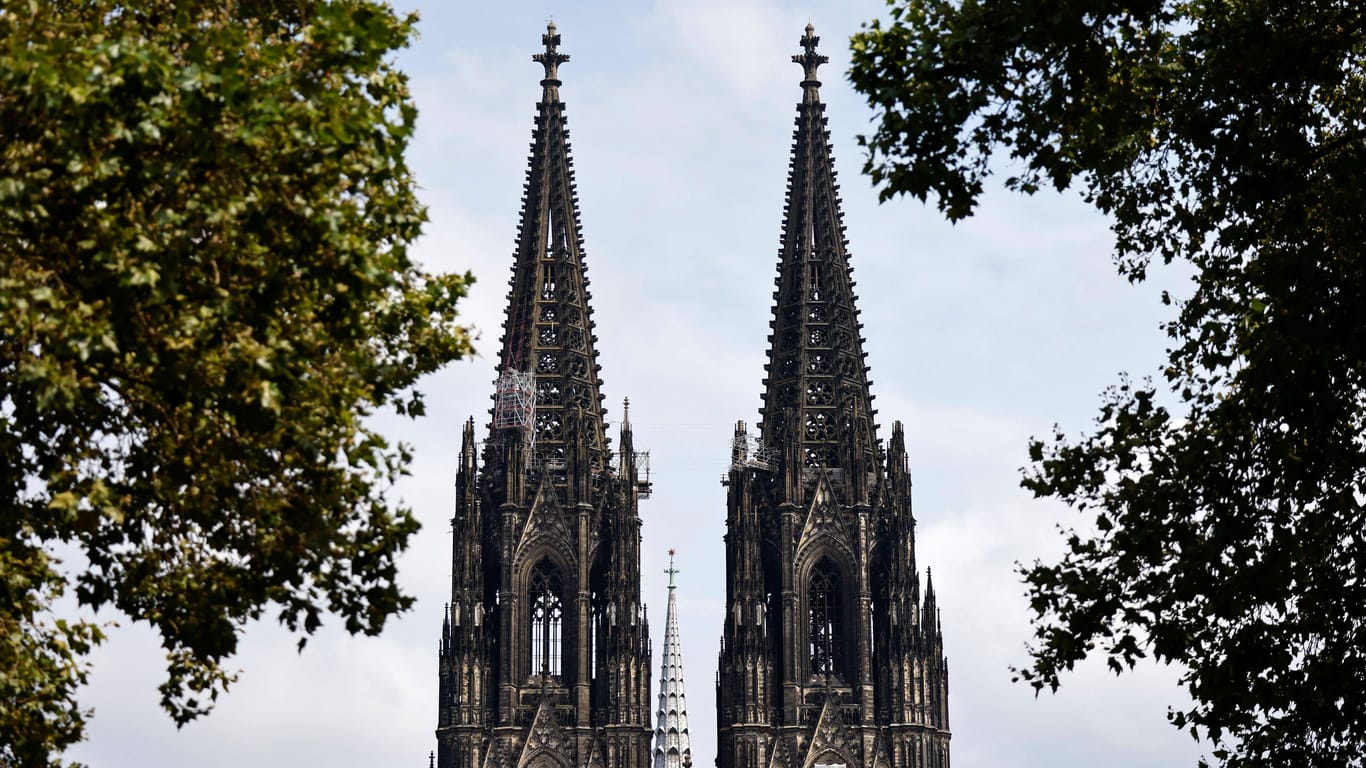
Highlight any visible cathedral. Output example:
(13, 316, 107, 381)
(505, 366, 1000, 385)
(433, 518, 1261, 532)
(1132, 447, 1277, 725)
(435, 21, 653, 768)
(715, 25, 951, 768)
(438, 23, 950, 768)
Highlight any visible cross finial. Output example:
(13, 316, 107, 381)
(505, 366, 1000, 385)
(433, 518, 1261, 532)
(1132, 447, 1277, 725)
(533, 21, 570, 100)
(665, 548, 679, 589)
(792, 23, 828, 92)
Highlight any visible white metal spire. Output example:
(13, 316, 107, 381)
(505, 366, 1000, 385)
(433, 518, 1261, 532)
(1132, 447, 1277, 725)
(652, 550, 692, 768)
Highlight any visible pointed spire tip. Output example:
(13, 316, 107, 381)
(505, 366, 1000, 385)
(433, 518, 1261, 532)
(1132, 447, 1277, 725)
(533, 20, 570, 99)
(793, 22, 828, 89)
(665, 548, 679, 589)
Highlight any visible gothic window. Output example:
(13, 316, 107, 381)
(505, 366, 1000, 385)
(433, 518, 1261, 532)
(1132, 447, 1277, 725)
(566, 355, 588, 377)
(534, 412, 563, 442)
(808, 557, 846, 678)
(536, 445, 565, 464)
(540, 264, 557, 300)
(567, 383, 593, 409)
(589, 592, 604, 683)
(537, 381, 562, 405)
(528, 560, 564, 676)
(837, 356, 859, 378)
(807, 382, 834, 405)
(808, 263, 825, 301)
(804, 446, 835, 467)
(805, 413, 835, 440)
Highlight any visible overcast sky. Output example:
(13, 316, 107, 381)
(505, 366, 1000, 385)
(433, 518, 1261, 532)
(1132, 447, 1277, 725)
(67, 2, 1209, 767)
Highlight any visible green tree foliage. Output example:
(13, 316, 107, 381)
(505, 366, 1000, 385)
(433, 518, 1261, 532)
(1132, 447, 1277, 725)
(851, 2, 1366, 765)
(0, 2, 473, 763)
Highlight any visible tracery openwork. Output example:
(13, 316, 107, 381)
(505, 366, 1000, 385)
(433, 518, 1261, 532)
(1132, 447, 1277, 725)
(528, 559, 564, 676)
(808, 556, 846, 678)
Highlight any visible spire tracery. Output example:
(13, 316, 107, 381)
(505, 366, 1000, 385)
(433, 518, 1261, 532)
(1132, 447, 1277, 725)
(439, 24, 652, 768)
(759, 24, 879, 489)
(494, 21, 611, 475)
(719, 24, 950, 768)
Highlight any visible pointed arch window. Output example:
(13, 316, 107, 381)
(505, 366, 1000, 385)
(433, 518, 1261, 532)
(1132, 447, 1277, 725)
(809, 557, 846, 678)
(528, 560, 564, 676)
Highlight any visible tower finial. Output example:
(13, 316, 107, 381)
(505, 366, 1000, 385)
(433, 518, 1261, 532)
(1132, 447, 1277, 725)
(665, 548, 679, 589)
(793, 22, 828, 92)
(623, 396, 631, 426)
(533, 21, 570, 100)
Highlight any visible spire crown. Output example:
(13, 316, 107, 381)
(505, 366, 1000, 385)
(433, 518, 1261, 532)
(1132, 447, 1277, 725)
(665, 548, 679, 589)
(792, 23, 828, 95)
(533, 21, 570, 100)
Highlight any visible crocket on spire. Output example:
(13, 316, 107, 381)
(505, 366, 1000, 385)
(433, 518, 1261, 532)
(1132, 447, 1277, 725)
(494, 20, 610, 478)
(438, 24, 652, 768)
(759, 23, 879, 497)
(717, 25, 950, 768)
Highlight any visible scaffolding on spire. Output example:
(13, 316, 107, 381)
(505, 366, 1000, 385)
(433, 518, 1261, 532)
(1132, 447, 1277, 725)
(730, 430, 779, 472)
(492, 369, 535, 432)
(635, 451, 652, 498)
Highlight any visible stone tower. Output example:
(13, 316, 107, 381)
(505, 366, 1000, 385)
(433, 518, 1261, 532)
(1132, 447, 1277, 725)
(437, 23, 653, 768)
(652, 551, 693, 768)
(715, 25, 951, 768)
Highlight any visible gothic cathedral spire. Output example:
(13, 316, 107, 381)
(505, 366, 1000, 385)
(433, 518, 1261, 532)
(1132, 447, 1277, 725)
(495, 20, 610, 485)
(438, 24, 652, 768)
(759, 25, 880, 505)
(718, 24, 951, 768)
(652, 551, 693, 768)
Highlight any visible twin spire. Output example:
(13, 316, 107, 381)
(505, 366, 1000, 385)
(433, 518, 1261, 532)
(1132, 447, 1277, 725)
(495, 20, 610, 473)
(760, 21, 880, 489)
(503, 20, 868, 483)
(448, 22, 940, 768)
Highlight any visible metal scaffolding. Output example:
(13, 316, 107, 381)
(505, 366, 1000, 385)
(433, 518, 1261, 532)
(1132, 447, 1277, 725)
(731, 432, 779, 472)
(493, 369, 535, 431)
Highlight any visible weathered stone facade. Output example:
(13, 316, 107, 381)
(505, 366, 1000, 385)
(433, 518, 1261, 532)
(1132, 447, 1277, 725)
(436, 23, 652, 768)
(440, 21, 951, 768)
(715, 25, 951, 768)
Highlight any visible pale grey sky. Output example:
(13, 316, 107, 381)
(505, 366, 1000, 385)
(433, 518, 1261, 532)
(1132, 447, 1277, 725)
(68, 3, 1207, 766)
